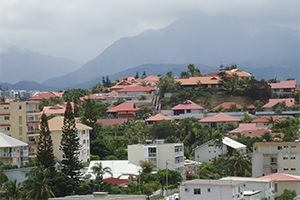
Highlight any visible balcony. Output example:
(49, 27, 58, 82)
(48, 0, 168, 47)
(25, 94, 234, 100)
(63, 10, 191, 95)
(28, 141, 38, 147)
(148, 153, 157, 157)
(26, 109, 40, 113)
(27, 120, 40, 126)
(0, 152, 11, 157)
(21, 150, 29, 156)
(29, 152, 37, 156)
(27, 130, 40, 135)
(11, 152, 17, 157)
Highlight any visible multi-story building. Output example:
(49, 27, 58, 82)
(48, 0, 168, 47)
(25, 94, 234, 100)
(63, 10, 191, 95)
(128, 140, 184, 175)
(48, 117, 92, 163)
(0, 101, 40, 159)
(252, 141, 300, 177)
(0, 131, 29, 166)
(179, 179, 246, 200)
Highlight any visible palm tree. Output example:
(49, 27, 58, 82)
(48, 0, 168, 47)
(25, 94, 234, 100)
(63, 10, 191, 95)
(1, 179, 22, 200)
(226, 150, 251, 176)
(0, 161, 8, 187)
(23, 165, 55, 200)
(91, 162, 113, 182)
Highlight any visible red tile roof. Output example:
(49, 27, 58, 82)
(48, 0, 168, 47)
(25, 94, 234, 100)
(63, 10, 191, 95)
(199, 113, 241, 123)
(231, 129, 283, 139)
(107, 102, 140, 113)
(29, 92, 56, 100)
(145, 114, 172, 122)
(229, 123, 263, 134)
(247, 104, 256, 109)
(251, 116, 282, 123)
(259, 173, 300, 182)
(213, 102, 243, 110)
(270, 80, 296, 89)
(171, 100, 204, 110)
(262, 98, 295, 108)
(117, 86, 156, 92)
(176, 76, 222, 86)
(116, 113, 136, 118)
(103, 177, 132, 186)
(96, 118, 128, 127)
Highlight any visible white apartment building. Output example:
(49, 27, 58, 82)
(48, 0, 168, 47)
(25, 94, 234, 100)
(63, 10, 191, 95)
(48, 117, 92, 163)
(252, 141, 300, 177)
(180, 179, 246, 200)
(221, 177, 275, 200)
(194, 137, 247, 163)
(128, 140, 184, 175)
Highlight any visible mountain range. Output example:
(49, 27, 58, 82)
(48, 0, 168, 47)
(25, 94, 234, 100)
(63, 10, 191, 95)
(1, 14, 299, 91)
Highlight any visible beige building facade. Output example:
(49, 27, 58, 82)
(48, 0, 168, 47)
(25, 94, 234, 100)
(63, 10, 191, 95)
(48, 117, 92, 163)
(252, 141, 300, 177)
(128, 140, 184, 175)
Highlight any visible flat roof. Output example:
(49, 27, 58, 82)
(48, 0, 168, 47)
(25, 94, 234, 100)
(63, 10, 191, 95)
(221, 176, 273, 183)
(182, 179, 246, 186)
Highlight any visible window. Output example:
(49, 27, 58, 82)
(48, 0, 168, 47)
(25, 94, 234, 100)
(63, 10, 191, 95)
(283, 168, 288, 171)
(208, 144, 214, 147)
(186, 109, 191, 113)
(148, 147, 157, 157)
(4, 116, 9, 120)
(209, 151, 211, 153)
(0, 127, 10, 131)
(194, 188, 201, 195)
(4, 105, 9, 109)
(19, 105, 22, 110)
(214, 151, 216, 153)
(284, 146, 288, 148)
(275, 183, 278, 192)
(291, 146, 296, 148)
(283, 157, 288, 160)
(291, 168, 296, 171)
(207, 188, 211, 192)
(83, 140, 86, 144)
(277, 146, 282, 150)
(291, 157, 296, 159)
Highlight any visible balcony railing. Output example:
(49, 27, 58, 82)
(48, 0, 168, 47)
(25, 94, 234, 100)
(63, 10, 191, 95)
(0, 152, 11, 157)
(27, 110, 40, 113)
(27, 130, 40, 135)
(270, 162, 277, 165)
(21, 150, 29, 156)
(27, 141, 37, 145)
(29, 152, 37, 156)
(148, 153, 157, 157)
(11, 152, 17, 157)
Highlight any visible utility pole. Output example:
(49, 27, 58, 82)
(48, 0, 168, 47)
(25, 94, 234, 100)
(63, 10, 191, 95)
(139, 170, 141, 194)
(166, 161, 168, 196)
(197, 155, 200, 179)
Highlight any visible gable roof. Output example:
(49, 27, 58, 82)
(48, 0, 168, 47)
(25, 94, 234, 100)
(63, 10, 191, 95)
(229, 123, 263, 134)
(258, 173, 300, 182)
(145, 114, 172, 122)
(103, 177, 132, 186)
(29, 92, 56, 100)
(97, 118, 128, 128)
(270, 80, 296, 89)
(213, 102, 243, 110)
(230, 129, 284, 139)
(117, 86, 156, 93)
(247, 104, 256, 109)
(194, 137, 246, 151)
(225, 69, 252, 78)
(199, 112, 241, 123)
(262, 98, 295, 108)
(0, 132, 28, 148)
(107, 102, 140, 113)
(171, 100, 204, 110)
(48, 116, 92, 131)
(176, 76, 222, 86)
(41, 102, 75, 116)
(251, 116, 282, 123)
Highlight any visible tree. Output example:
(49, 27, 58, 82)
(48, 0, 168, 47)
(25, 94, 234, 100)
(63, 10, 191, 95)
(0, 179, 22, 200)
(187, 63, 202, 77)
(91, 83, 104, 94)
(23, 166, 55, 200)
(226, 150, 251, 176)
(267, 78, 279, 83)
(0, 96, 5, 103)
(260, 131, 273, 142)
(277, 189, 296, 200)
(254, 100, 264, 111)
(241, 113, 253, 123)
(135, 71, 139, 79)
(92, 162, 113, 182)
(244, 77, 271, 101)
(140, 160, 155, 173)
(60, 102, 83, 180)
(37, 113, 55, 172)
(142, 71, 147, 79)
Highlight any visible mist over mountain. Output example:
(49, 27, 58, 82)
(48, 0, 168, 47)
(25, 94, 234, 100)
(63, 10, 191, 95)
(0, 45, 83, 84)
(42, 14, 299, 88)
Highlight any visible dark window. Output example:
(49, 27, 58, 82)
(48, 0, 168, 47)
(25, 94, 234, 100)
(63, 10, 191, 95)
(277, 146, 282, 150)
(186, 109, 191, 113)
(284, 146, 288, 148)
(207, 188, 211, 192)
(194, 188, 201, 195)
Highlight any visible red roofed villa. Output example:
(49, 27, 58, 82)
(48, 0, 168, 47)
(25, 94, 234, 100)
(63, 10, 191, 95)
(106, 102, 140, 118)
(96, 118, 128, 128)
(262, 98, 296, 111)
(199, 112, 241, 128)
(252, 116, 283, 128)
(41, 102, 75, 118)
(270, 80, 296, 96)
(145, 114, 172, 126)
(171, 100, 204, 115)
(116, 86, 156, 101)
(103, 177, 132, 187)
(213, 102, 243, 112)
(29, 92, 64, 101)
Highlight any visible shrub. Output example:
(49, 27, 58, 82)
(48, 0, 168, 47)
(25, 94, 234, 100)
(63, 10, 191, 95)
(138, 95, 147, 100)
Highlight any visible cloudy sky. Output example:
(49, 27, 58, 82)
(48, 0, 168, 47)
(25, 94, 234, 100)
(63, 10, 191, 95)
(0, 0, 299, 62)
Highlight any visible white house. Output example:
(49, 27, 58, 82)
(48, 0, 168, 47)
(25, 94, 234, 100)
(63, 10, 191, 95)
(180, 179, 246, 200)
(221, 177, 275, 200)
(194, 137, 247, 163)
(128, 140, 184, 175)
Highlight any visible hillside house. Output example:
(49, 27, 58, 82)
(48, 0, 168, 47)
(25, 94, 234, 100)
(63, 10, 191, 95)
(171, 100, 204, 115)
(29, 92, 63, 101)
(145, 114, 172, 126)
(115, 86, 156, 101)
(41, 102, 75, 117)
(262, 98, 296, 111)
(199, 112, 241, 128)
(96, 118, 128, 128)
(176, 76, 223, 91)
(213, 102, 243, 112)
(251, 116, 283, 128)
(106, 102, 140, 118)
(270, 80, 297, 96)
(194, 137, 246, 163)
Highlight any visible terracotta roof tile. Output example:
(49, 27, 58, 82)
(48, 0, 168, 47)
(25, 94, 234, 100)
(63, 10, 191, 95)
(262, 98, 295, 108)
(213, 102, 243, 110)
(252, 116, 282, 123)
(29, 92, 56, 100)
(145, 114, 172, 122)
(270, 80, 296, 89)
(259, 173, 300, 182)
(103, 177, 131, 186)
(107, 102, 140, 113)
(247, 104, 256, 109)
(176, 76, 222, 86)
(116, 113, 136, 118)
(118, 86, 156, 92)
(171, 100, 204, 110)
(229, 123, 262, 134)
(199, 112, 241, 123)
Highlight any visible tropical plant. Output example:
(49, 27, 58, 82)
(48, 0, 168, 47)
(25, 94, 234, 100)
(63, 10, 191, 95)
(91, 162, 113, 182)
(23, 166, 55, 200)
(225, 150, 251, 176)
(140, 160, 155, 173)
(0, 179, 22, 200)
